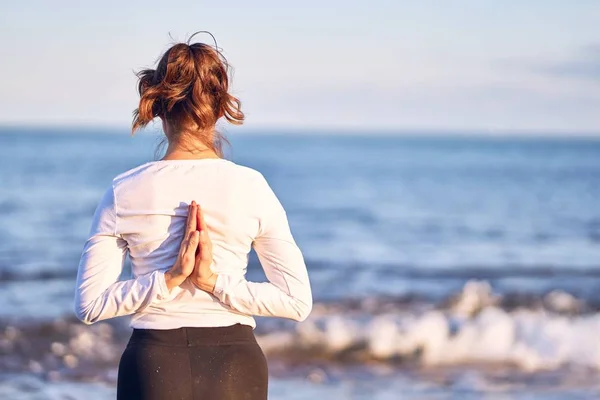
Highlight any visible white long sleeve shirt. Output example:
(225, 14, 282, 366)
(74, 159, 312, 329)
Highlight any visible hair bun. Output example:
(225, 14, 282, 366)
(132, 36, 244, 155)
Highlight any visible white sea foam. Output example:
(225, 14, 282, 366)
(258, 280, 600, 371)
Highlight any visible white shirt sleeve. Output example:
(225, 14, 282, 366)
(74, 185, 171, 325)
(212, 174, 313, 322)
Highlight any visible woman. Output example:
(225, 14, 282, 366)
(74, 33, 312, 400)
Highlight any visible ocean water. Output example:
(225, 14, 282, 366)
(1, 127, 600, 399)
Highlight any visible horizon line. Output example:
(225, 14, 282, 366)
(0, 123, 599, 139)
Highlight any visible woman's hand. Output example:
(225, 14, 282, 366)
(164, 201, 200, 291)
(189, 205, 217, 293)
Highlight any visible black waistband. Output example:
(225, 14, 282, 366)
(129, 324, 256, 347)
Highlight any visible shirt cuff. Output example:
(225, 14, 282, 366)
(155, 270, 174, 301)
(213, 274, 228, 302)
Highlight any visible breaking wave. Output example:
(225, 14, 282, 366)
(2, 280, 600, 384)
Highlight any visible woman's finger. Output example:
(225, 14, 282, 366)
(185, 230, 200, 255)
(198, 230, 212, 261)
(196, 204, 208, 232)
(186, 201, 198, 235)
(196, 205, 212, 258)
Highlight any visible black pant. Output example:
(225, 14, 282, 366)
(117, 324, 268, 400)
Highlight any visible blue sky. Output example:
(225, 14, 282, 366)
(1, 0, 599, 133)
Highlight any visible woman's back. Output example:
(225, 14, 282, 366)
(75, 158, 311, 329)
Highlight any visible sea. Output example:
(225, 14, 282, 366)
(1, 127, 600, 399)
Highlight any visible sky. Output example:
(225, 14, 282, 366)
(1, 0, 599, 134)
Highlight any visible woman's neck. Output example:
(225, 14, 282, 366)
(161, 139, 220, 161)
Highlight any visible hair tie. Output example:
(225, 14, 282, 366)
(187, 30, 220, 52)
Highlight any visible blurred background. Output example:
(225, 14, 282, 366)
(1, 1, 600, 399)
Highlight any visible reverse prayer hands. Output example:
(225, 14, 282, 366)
(165, 201, 216, 293)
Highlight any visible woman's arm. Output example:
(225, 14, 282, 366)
(74, 186, 200, 324)
(210, 174, 312, 322)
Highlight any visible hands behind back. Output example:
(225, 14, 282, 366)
(165, 201, 216, 293)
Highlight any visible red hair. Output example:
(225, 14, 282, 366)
(132, 35, 244, 155)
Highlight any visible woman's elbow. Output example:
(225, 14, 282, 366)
(74, 302, 97, 325)
(292, 293, 313, 322)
